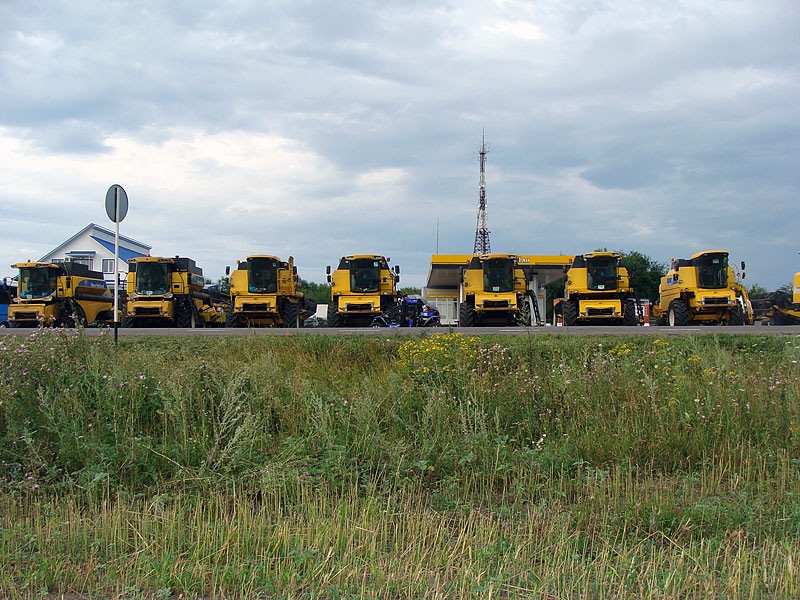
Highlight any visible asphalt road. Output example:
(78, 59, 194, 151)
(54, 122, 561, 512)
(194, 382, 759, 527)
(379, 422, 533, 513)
(1, 324, 799, 337)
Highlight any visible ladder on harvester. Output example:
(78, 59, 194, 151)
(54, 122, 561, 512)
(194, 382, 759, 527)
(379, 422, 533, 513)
(527, 290, 544, 326)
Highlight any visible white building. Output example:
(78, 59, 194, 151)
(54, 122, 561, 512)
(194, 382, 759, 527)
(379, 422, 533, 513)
(38, 223, 151, 288)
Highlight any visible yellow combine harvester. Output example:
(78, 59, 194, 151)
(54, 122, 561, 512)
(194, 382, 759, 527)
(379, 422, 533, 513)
(558, 251, 641, 326)
(8, 261, 114, 327)
(764, 272, 800, 325)
(656, 250, 746, 326)
(226, 255, 314, 327)
(124, 256, 223, 328)
(326, 255, 400, 327)
(458, 253, 530, 326)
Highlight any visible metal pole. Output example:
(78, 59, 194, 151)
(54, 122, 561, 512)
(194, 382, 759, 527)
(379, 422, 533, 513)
(114, 188, 120, 344)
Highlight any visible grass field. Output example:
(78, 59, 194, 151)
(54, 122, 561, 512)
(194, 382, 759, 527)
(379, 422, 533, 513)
(1, 329, 799, 598)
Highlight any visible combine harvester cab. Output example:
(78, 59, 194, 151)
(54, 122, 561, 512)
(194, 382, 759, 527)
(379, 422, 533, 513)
(458, 254, 530, 327)
(559, 251, 641, 326)
(124, 256, 216, 328)
(326, 255, 399, 327)
(656, 250, 746, 326)
(8, 261, 114, 328)
(226, 255, 314, 327)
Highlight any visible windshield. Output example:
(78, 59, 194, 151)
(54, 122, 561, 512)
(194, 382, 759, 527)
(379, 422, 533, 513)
(19, 267, 58, 299)
(350, 259, 381, 293)
(248, 258, 278, 293)
(693, 253, 728, 289)
(135, 262, 171, 295)
(483, 259, 514, 293)
(586, 257, 618, 291)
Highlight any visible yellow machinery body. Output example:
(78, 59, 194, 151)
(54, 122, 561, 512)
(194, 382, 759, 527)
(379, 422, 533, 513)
(458, 254, 529, 326)
(561, 251, 641, 326)
(767, 272, 800, 325)
(326, 255, 399, 327)
(226, 255, 313, 327)
(8, 261, 114, 327)
(657, 250, 745, 326)
(124, 256, 220, 328)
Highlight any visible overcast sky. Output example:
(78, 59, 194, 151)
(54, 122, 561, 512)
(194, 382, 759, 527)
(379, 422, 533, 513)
(1, 0, 798, 290)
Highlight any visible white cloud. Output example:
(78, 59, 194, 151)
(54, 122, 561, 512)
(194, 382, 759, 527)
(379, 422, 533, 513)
(0, 0, 798, 290)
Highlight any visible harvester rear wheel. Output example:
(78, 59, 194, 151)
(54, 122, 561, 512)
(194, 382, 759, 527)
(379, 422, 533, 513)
(623, 299, 640, 326)
(562, 299, 578, 326)
(327, 302, 341, 328)
(281, 300, 299, 328)
(459, 302, 475, 327)
(668, 299, 689, 326)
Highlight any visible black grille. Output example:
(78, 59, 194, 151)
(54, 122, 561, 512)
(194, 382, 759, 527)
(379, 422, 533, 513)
(587, 307, 614, 316)
(346, 303, 373, 312)
(242, 304, 270, 312)
(484, 300, 510, 309)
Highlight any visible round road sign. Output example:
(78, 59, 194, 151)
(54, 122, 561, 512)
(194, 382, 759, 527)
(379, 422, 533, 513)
(105, 184, 129, 223)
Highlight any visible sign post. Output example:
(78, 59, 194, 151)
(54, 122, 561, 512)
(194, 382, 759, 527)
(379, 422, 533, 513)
(105, 184, 129, 344)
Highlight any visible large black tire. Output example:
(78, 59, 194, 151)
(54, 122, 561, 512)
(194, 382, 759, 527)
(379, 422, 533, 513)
(281, 299, 299, 328)
(60, 300, 86, 328)
(668, 299, 689, 326)
(729, 305, 745, 326)
(562, 299, 578, 326)
(459, 302, 475, 327)
(327, 302, 341, 328)
(225, 301, 240, 328)
(122, 314, 137, 328)
(176, 298, 199, 328)
(623, 299, 640, 326)
(303, 298, 318, 322)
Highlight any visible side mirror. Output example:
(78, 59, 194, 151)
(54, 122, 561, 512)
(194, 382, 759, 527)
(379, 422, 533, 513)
(225, 266, 230, 276)
(327, 275, 332, 284)
(326, 265, 331, 275)
(395, 265, 400, 274)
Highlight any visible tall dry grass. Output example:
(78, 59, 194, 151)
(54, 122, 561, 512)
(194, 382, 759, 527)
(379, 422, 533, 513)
(1, 329, 799, 598)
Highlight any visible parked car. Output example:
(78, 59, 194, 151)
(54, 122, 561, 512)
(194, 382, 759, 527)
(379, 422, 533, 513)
(303, 315, 328, 328)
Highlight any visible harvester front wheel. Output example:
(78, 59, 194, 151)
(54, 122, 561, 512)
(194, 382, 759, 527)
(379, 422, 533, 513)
(282, 300, 300, 328)
(225, 302, 239, 328)
(459, 302, 475, 327)
(668, 299, 689, 326)
(729, 305, 745, 326)
(327, 302, 341, 328)
(177, 298, 203, 328)
(562, 299, 578, 326)
(623, 299, 640, 326)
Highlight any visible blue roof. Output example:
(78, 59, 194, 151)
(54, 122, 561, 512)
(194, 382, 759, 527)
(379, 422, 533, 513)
(91, 236, 147, 263)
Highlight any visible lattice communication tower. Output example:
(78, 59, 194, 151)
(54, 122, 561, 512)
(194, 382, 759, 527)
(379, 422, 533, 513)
(473, 135, 491, 254)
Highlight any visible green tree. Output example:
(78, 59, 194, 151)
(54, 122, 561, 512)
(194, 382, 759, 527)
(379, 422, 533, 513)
(399, 286, 422, 296)
(544, 276, 566, 323)
(213, 276, 230, 297)
(298, 280, 331, 305)
(618, 250, 668, 303)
